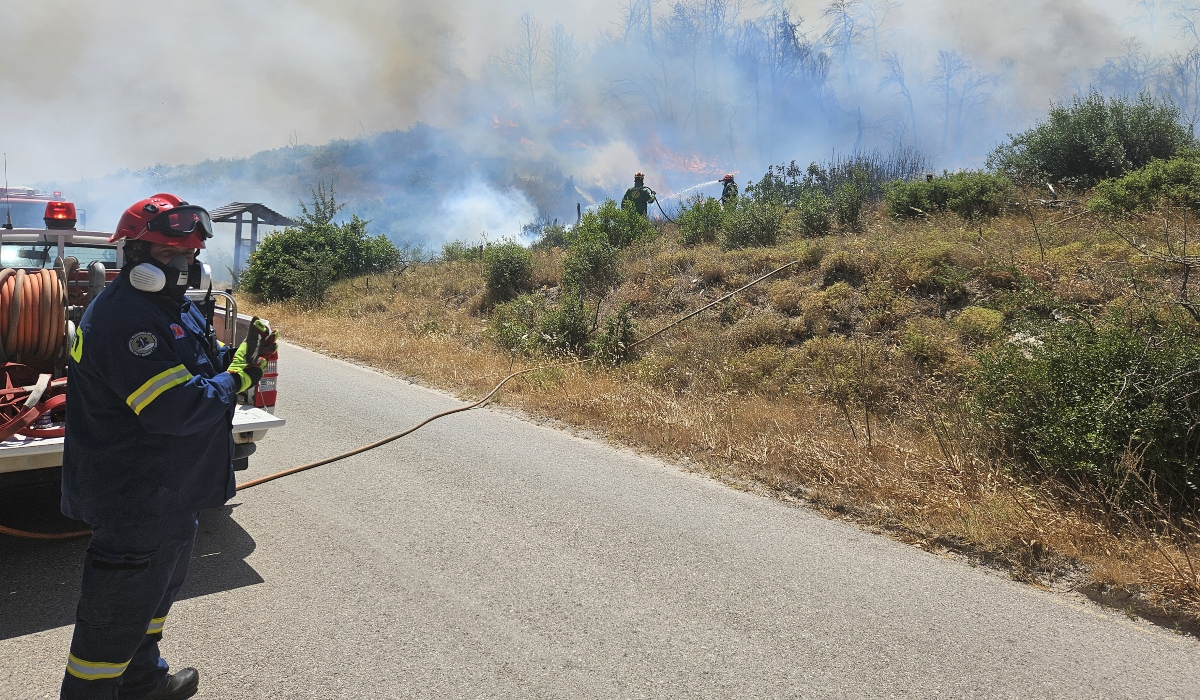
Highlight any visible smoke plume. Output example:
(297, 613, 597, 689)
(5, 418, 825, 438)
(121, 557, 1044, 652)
(0, 0, 1191, 248)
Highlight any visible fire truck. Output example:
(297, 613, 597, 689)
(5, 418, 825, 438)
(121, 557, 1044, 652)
(0, 189, 284, 488)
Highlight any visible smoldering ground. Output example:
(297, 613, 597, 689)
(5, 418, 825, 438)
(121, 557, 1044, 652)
(0, 0, 1193, 249)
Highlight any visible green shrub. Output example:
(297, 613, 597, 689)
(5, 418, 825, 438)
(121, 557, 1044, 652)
(677, 196, 724, 246)
(491, 293, 637, 363)
(241, 229, 340, 304)
(832, 178, 868, 230)
(440, 240, 480, 262)
(537, 293, 593, 354)
(490, 294, 544, 352)
(885, 171, 1011, 220)
(795, 191, 833, 236)
(488, 224, 625, 360)
(531, 223, 570, 250)
(975, 319, 1200, 504)
(242, 184, 400, 303)
(564, 225, 620, 299)
(482, 242, 534, 302)
(721, 199, 784, 250)
(987, 92, 1194, 188)
(1089, 153, 1200, 215)
(579, 199, 654, 249)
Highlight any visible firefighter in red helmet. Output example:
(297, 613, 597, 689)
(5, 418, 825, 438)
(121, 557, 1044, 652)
(59, 194, 273, 700)
(720, 174, 738, 208)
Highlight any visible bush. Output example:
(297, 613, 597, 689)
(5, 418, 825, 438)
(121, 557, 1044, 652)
(885, 171, 1011, 220)
(677, 196, 724, 246)
(483, 242, 534, 302)
(537, 293, 593, 354)
(721, 199, 784, 250)
(987, 92, 1194, 189)
(1088, 153, 1200, 215)
(564, 225, 620, 299)
(531, 223, 570, 250)
(579, 199, 654, 249)
(975, 319, 1200, 504)
(795, 191, 833, 236)
(832, 178, 867, 230)
(441, 240, 480, 262)
(490, 294, 544, 352)
(490, 290, 637, 361)
(242, 184, 400, 303)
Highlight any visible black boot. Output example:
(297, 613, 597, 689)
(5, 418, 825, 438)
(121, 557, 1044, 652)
(146, 667, 199, 699)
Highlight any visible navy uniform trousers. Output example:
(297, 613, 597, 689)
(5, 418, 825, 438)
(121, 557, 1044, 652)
(59, 515, 198, 700)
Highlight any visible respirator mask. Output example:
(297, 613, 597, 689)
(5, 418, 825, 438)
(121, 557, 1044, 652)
(129, 255, 211, 299)
(126, 204, 214, 298)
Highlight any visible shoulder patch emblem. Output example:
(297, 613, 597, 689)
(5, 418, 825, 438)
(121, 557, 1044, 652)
(128, 332, 159, 357)
(170, 323, 186, 339)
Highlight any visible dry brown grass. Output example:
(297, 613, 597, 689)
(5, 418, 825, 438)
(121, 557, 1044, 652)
(243, 207, 1200, 630)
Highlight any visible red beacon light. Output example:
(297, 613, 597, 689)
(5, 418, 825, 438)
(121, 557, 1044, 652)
(44, 201, 77, 230)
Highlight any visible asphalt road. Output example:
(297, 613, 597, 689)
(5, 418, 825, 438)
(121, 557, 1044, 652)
(3, 343, 1200, 699)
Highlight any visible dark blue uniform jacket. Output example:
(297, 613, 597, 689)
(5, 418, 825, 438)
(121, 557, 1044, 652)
(61, 273, 239, 527)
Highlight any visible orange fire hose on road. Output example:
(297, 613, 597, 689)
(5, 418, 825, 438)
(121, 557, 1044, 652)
(0, 261, 799, 540)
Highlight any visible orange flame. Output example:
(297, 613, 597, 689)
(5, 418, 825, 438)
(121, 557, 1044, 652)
(491, 115, 520, 130)
(649, 142, 724, 176)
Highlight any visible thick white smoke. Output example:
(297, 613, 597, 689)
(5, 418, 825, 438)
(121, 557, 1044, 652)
(429, 182, 539, 246)
(0, 0, 1191, 244)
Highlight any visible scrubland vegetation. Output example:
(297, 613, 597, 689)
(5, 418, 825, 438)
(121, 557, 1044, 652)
(243, 94, 1200, 627)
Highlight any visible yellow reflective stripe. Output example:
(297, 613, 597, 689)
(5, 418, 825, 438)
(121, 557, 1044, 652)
(65, 653, 131, 680)
(146, 615, 167, 634)
(70, 327, 84, 362)
(126, 365, 192, 415)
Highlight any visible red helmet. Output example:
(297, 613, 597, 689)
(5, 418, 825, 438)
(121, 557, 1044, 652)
(722, 173, 735, 182)
(634, 172, 644, 179)
(111, 193, 212, 249)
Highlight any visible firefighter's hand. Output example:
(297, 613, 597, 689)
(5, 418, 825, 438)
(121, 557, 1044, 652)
(229, 338, 268, 393)
(252, 318, 278, 358)
(228, 356, 268, 393)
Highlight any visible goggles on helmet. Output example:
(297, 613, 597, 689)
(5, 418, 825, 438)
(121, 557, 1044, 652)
(146, 205, 213, 240)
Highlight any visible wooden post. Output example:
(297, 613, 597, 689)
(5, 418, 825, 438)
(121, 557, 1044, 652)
(250, 212, 260, 263)
(233, 212, 244, 274)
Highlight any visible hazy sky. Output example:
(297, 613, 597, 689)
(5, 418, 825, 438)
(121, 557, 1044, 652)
(0, 0, 1172, 183)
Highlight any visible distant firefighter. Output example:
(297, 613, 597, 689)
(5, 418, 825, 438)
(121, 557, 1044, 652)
(621, 172, 656, 217)
(720, 174, 738, 207)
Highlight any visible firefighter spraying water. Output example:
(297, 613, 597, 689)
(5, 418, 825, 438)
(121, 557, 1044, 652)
(720, 174, 738, 207)
(621, 172, 656, 217)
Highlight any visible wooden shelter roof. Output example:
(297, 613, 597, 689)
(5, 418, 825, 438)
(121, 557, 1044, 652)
(209, 203, 294, 226)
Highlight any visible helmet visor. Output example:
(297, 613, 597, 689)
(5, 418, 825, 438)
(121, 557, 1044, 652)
(147, 206, 213, 240)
